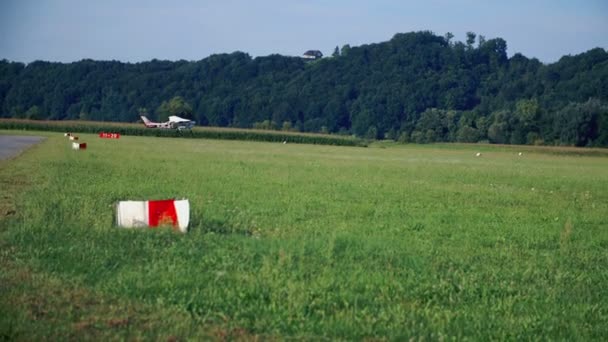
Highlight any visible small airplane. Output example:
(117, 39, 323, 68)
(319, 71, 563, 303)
(140, 115, 195, 130)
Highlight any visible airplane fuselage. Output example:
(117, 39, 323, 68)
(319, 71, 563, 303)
(141, 115, 194, 130)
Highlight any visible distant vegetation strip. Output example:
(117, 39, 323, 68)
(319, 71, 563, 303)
(2, 31, 608, 146)
(0, 119, 367, 147)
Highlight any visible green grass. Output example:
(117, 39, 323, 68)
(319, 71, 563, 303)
(1, 130, 607, 340)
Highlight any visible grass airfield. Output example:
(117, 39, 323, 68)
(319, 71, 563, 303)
(1, 131, 607, 340)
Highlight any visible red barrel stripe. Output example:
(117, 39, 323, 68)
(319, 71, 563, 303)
(147, 199, 178, 227)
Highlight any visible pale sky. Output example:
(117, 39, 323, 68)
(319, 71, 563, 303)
(1, 0, 606, 64)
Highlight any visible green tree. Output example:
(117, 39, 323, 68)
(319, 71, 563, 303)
(444, 32, 454, 45)
(411, 131, 425, 143)
(456, 125, 479, 142)
(415, 108, 453, 142)
(397, 131, 410, 143)
(553, 99, 604, 146)
(157, 96, 193, 122)
(281, 121, 292, 131)
(487, 110, 511, 144)
(24, 105, 41, 120)
(513, 99, 540, 144)
(340, 44, 351, 57)
(332, 46, 340, 58)
(466, 32, 476, 48)
(365, 126, 378, 139)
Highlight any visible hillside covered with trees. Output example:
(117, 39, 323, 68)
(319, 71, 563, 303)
(1, 31, 607, 146)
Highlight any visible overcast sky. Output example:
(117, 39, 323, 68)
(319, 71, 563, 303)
(1, 0, 606, 64)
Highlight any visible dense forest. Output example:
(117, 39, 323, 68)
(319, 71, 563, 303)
(1, 31, 608, 146)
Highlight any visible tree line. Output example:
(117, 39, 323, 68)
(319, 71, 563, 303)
(1, 31, 607, 146)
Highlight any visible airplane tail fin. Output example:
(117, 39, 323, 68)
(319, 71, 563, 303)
(140, 115, 151, 124)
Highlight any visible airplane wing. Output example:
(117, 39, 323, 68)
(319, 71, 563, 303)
(169, 116, 193, 123)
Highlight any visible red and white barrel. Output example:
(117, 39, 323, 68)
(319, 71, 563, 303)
(116, 199, 190, 233)
(72, 142, 87, 150)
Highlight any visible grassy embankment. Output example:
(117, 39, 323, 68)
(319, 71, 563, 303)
(1, 130, 607, 339)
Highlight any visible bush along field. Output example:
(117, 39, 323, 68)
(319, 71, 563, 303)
(1, 131, 607, 340)
(0, 119, 367, 147)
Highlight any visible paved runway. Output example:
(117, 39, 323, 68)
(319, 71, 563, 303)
(0, 135, 46, 160)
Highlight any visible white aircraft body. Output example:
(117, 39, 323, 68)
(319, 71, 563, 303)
(140, 115, 195, 130)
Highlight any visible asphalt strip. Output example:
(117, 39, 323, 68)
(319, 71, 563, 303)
(0, 135, 46, 161)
